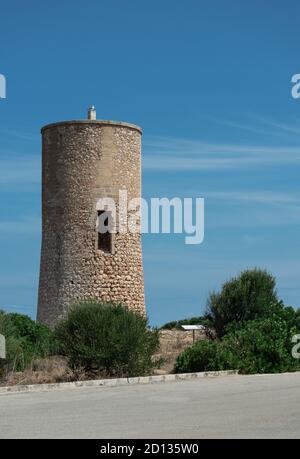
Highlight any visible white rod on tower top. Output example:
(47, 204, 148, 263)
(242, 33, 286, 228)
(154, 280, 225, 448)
(88, 106, 96, 120)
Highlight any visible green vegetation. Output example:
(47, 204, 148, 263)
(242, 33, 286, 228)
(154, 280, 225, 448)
(206, 269, 279, 338)
(175, 269, 300, 375)
(0, 311, 53, 375)
(160, 316, 212, 330)
(1, 269, 300, 382)
(175, 316, 300, 374)
(54, 301, 160, 377)
(0, 303, 159, 381)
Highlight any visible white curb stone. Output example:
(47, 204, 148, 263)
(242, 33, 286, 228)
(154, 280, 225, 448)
(0, 370, 238, 395)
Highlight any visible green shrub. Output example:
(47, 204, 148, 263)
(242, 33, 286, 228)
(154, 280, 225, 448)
(174, 340, 218, 373)
(8, 313, 54, 357)
(0, 311, 31, 374)
(206, 269, 279, 337)
(160, 316, 212, 330)
(54, 301, 160, 377)
(0, 311, 54, 376)
(175, 317, 300, 374)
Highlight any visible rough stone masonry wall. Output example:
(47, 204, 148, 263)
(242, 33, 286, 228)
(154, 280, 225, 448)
(37, 121, 145, 327)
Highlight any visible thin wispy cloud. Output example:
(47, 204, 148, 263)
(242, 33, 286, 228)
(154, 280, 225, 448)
(0, 128, 38, 142)
(203, 116, 288, 139)
(256, 118, 300, 137)
(204, 115, 300, 140)
(0, 154, 40, 186)
(203, 191, 300, 228)
(1, 118, 300, 180)
(143, 115, 300, 172)
(204, 190, 300, 207)
(143, 135, 300, 171)
(210, 207, 300, 228)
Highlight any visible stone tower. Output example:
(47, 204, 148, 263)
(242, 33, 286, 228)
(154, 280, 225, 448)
(37, 108, 146, 326)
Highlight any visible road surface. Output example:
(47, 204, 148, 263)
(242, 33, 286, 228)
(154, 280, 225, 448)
(0, 372, 300, 438)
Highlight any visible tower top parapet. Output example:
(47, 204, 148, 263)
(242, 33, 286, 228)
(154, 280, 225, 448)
(41, 119, 142, 134)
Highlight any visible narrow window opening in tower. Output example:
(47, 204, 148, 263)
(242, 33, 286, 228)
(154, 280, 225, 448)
(97, 210, 112, 253)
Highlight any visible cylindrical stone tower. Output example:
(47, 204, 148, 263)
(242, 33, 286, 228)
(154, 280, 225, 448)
(37, 110, 145, 326)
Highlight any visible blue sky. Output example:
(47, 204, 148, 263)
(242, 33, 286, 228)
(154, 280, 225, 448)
(0, 0, 300, 325)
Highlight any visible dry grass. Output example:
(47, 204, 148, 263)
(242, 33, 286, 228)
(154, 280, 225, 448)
(154, 328, 206, 374)
(1, 356, 78, 386)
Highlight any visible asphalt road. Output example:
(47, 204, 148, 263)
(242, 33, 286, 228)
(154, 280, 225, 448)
(0, 372, 300, 438)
